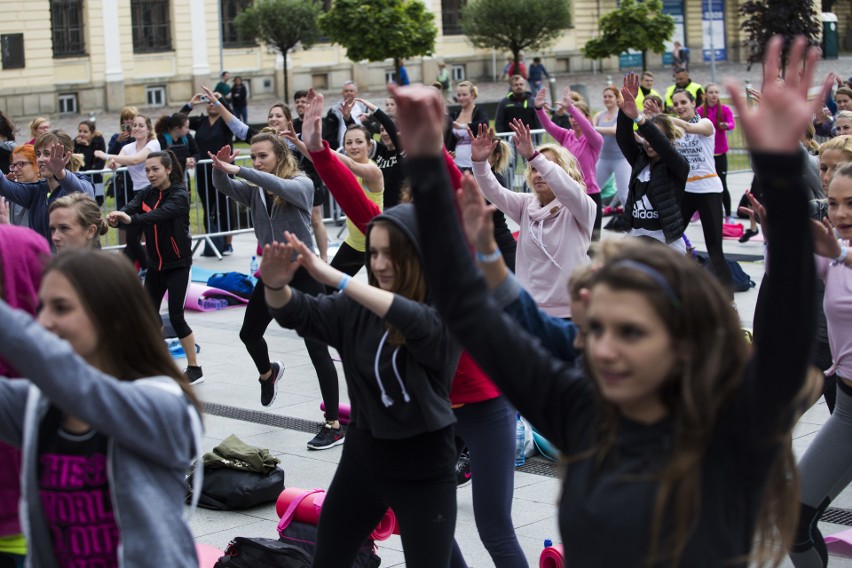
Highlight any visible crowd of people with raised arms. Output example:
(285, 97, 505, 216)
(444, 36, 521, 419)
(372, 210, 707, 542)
(3, 35, 852, 568)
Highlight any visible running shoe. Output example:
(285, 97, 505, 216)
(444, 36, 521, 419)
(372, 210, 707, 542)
(260, 361, 284, 407)
(184, 365, 204, 386)
(456, 447, 472, 488)
(307, 422, 345, 450)
(738, 228, 759, 243)
(223, 244, 234, 256)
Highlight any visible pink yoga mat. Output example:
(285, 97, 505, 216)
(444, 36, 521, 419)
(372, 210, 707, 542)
(275, 487, 396, 541)
(826, 528, 852, 557)
(320, 402, 351, 425)
(539, 544, 565, 568)
(178, 282, 249, 312)
(195, 543, 224, 568)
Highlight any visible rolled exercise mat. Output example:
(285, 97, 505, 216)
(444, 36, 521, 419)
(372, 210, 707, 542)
(320, 402, 351, 425)
(195, 543, 224, 568)
(826, 528, 852, 556)
(275, 487, 396, 541)
(539, 544, 565, 568)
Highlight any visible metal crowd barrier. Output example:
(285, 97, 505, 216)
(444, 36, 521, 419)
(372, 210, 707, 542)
(81, 155, 344, 259)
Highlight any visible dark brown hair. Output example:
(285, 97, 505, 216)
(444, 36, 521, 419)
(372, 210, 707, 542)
(146, 150, 185, 185)
(44, 250, 202, 412)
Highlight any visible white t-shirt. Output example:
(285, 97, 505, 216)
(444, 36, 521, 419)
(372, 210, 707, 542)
(675, 118, 722, 194)
(119, 139, 161, 191)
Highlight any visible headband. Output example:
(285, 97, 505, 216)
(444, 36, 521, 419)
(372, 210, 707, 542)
(612, 259, 681, 309)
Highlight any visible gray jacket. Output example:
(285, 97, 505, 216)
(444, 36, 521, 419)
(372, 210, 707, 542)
(0, 301, 202, 568)
(212, 167, 314, 247)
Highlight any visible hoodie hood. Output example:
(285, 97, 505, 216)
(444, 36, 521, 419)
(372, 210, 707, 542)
(365, 203, 423, 266)
(0, 225, 51, 377)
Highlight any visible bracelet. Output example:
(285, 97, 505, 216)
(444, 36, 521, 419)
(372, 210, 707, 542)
(832, 245, 848, 266)
(214, 100, 221, 107)
(264, 282, 284, 291)
(633, 115, 644, 125)
(476, 249, 503, 263)
(337, 274, 352, 292)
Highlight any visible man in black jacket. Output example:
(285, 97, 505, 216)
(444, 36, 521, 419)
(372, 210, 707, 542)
(495, 76, 540, 134)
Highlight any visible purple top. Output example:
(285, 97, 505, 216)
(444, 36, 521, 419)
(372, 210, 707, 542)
(697, 103, 735, 155)
(536, 106, 604, 195)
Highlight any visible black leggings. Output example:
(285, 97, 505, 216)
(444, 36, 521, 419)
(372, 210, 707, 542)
(312, 427, 457, 568)
(122, 224, 148, 270)
(681, 192, 733, 296)
(145, 265, 192, 338)
(589, 192, 602, 242)
(327, 241, 365, 293)
(240, 271, 340, 420)
(715, 154, 731, 217)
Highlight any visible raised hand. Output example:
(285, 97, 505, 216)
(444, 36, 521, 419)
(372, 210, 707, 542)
(44, 143, 69, 179)
(643, 97, 662, 117)
(201, 86, 218, 104)
(534, 88, 548, 110)
(457, 173, 497, 253)
(467, 123, 498, 163)
(355, 97, 377, 112)
(341, 98, 356, 119)
(302, 89, 325, 152)
(283, 232, 341, 287)
(509, 118, 535, 160)
(561, 86, 575, 109)
(260, 235, 302, 290)
(811, 217, 843, 259)
(387, 84, 445, 157)
(620, 73, 640, 120)
(208, 146, 241, 174)
(0, 197, 9, 225)
(726, 36, 832, 153)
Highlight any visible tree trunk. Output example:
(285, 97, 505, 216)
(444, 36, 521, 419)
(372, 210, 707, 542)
(642, 50, 648, 72)
(394, 57, 401, 84)
(282, 50, 290, 103)
(511, 49, 521, 79)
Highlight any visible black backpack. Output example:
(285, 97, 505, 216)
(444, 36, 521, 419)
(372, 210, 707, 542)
(214, 537, 311, 568)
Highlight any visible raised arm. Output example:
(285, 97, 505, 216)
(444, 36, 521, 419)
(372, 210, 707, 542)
(235, 168, 314, 213)
(335, 152, 383, 192)
(670, 116, 715, 137)
(469, 124, 526, 222)
(391, 84, 593, 449)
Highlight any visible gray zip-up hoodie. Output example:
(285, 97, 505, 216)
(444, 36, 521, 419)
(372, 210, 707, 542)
(212, 167, 314, 246)
(0, 300, 201, 568)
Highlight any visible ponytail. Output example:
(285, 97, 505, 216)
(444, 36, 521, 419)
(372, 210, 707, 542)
(147, 150, 185, 185)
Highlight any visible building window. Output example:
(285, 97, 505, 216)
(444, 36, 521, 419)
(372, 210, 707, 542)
(221, 0, 255, 48)
(451, 64, 466, 82)
(131, 0, 172, 53)
(146, 86, 167, 107)
(58, 93, 78, 114)
(51, 0, 86, 57)
(441, 0, 465, 36)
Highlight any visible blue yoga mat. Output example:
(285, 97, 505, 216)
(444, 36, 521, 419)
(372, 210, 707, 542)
(191, 266, 220, 283)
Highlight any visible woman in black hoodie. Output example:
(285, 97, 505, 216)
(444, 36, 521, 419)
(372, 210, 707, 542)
(106, 150, 202, 384)
(262, 204, 460, 568)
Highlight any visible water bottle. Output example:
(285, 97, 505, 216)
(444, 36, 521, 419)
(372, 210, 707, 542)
(249, 255, 259, 284)
(515, 413, 526, 467)
(200, 298, 227, 310)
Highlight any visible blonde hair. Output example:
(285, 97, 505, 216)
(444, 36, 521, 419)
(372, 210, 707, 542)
(574, 101, 591, 119)
(490, 139, 513, 175)
(835, 110, 852, 124)
(29, 117, 50, 139)
(49, 193, 109, 248)
(819, 135, 852, 159)
(456, 80, 479, 99)
(119, 106, 139, 124)
(523, 143, 586, 193)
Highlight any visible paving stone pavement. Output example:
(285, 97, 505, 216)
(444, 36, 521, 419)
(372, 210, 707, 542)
(170, 168, 852, 566)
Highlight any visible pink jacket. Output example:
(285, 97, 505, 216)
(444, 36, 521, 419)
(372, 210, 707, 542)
(0, 225, 50, 539)
(473, 154, 595, 317)
(697, 103, 734, 155)
(536, 106, 604, 194)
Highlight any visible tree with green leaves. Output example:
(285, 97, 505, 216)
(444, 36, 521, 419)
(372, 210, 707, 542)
(582, 0, 674, 73)
(319, 0, 437, 84)
(739, 0, 819, 72)
(461, 0, 571, 73)
(234, 0, 322, 102)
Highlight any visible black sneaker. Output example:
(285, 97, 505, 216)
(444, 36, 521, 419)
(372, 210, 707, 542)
(184, 366, 204, 386)
(259, 361, 284, 407)
(307, 422, 345, 450)
(738, 228, 759, 243)
(456, 447, 472, 487)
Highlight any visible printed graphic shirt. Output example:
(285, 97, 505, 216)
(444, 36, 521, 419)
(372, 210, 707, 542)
(38, 407, 119, 568)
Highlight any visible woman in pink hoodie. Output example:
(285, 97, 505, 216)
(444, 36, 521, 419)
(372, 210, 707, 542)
(0, 225, 51, 568)
(534, 86, 604, 239)
(471, 120, 596, 318)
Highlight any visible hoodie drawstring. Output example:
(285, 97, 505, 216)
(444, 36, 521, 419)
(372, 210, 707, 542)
(374, 330, 411, 407)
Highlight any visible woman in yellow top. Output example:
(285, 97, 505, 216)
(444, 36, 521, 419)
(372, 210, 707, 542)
(330, 124, 385, 277)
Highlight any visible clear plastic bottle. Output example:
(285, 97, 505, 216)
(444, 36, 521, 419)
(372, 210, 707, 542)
(515, 413, 526, 467)
(250, 255, 259, 276)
